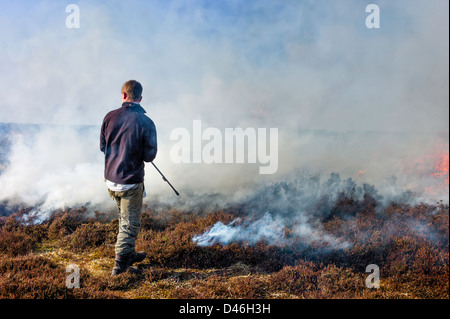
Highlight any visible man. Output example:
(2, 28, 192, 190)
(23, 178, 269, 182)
(100, 80, 157, 276)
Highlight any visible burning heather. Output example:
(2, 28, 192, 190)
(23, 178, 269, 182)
(192, 212, 352, 250)
(191, 169, 448, 251)
(0, 193, 448, 299)
(430, 146, 449, 189)
(0, 124, 448, 299)
(403, 141, 450, 198)
(0, 0, 447, 302)
(193, 214, 288, 247)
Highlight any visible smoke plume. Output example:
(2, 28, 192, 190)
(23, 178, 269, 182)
(0, 1, 448, 229)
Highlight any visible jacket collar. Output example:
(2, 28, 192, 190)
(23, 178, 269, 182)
(122, 102, 146, 113)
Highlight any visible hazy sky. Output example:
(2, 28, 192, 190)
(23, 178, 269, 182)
(0, 0, 448, 132)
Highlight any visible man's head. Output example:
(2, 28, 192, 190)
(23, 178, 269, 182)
(121, 80, 143, 103)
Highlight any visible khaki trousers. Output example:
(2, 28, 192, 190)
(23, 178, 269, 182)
(108, 183, 144, 257)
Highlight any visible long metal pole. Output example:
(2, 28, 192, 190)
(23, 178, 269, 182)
(151, 162, 180, 196)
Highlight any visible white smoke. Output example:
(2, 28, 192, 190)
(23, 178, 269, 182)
(193, 212, 351, 249)
(0, 125, 113, 219)
(0, 0, 448, 221)
(193, 213, 287, 246)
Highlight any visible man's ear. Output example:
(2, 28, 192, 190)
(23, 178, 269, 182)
(122, 92, 127, 100)
(138, 96, 142, 103)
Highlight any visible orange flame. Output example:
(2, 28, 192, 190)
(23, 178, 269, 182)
(356, 169, 365, 177)
(431, 151, 449, 185)
(401, 141, 448, 196)
(424, 143, 449, 195)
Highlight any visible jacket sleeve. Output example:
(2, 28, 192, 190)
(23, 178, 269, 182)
(143, 119, 157, 162)
(100, 118, 106, 153)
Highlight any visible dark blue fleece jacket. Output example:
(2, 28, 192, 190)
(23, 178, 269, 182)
(100, 102, 157, 184)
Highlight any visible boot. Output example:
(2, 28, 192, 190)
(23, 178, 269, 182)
(111, 255, 130, 276)
(111, 251, 146, 276)
(128, 251, 146, 266)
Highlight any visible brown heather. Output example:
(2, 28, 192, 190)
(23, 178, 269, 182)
(0, 199, 448, 299)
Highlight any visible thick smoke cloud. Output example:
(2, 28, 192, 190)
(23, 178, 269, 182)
(0, 1, 448, 220)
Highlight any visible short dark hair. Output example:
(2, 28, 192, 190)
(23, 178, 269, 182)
(121, 80, 143, 101)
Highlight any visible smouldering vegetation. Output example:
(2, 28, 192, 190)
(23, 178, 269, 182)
(0, 196, 448, 299)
